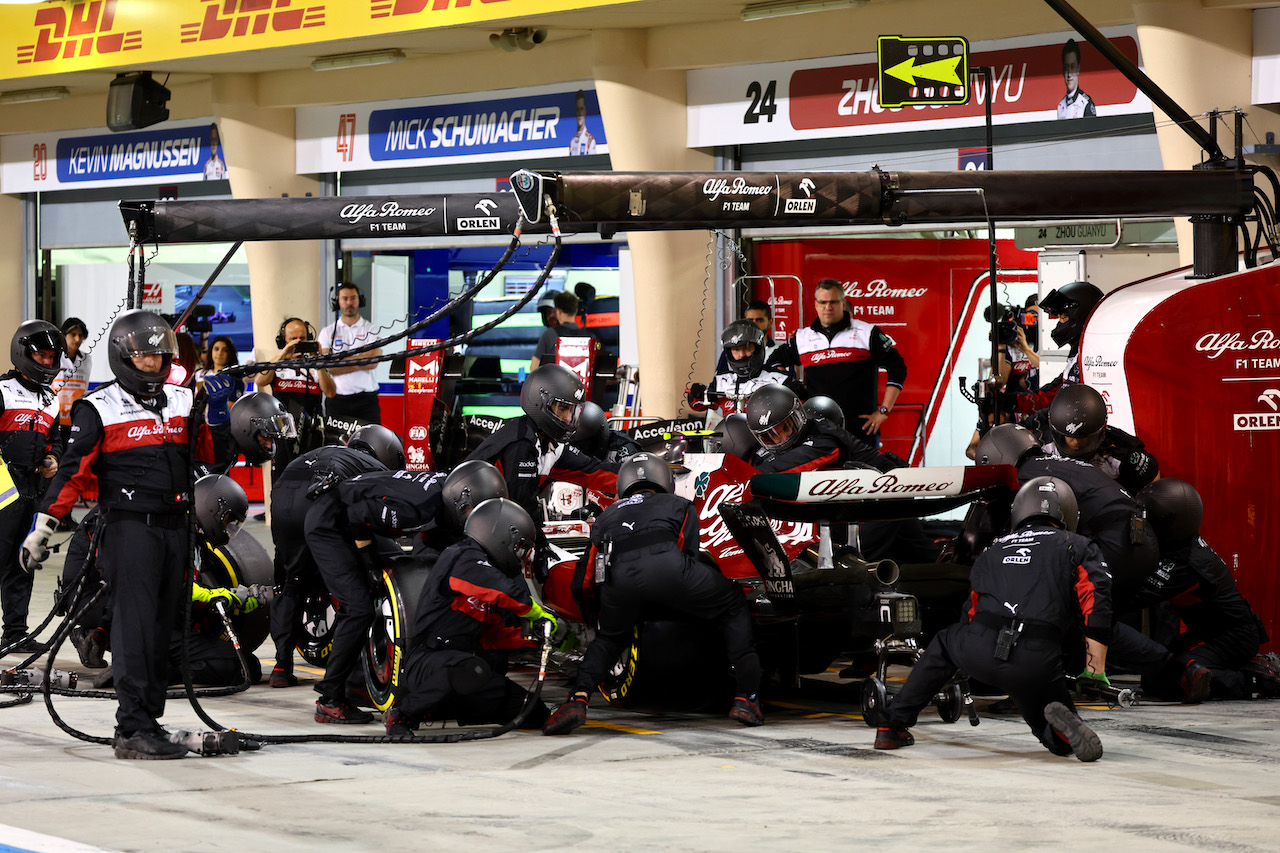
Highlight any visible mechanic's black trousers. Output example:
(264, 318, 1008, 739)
(0, 497, 36, 643)
(268, 477, 317, 670)
(305, 493, 373, 700)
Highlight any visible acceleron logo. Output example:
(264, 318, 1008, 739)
(181, 0, 324, 43)
(17, 1, 141, 65)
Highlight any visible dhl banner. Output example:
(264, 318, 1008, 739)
(1, 0, 628, 79)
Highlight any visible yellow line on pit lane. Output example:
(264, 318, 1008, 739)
(583, 721, 661, 734)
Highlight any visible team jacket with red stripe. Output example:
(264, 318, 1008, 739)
(966, 523, 1112, 644)
(688, 368, 801, 417)
(465, 415, 618, 521)
(270, 366, 325, 416)
(410, 538, 536, 653)
(0, 373, 60, 500)
(39, 381, 214, 518)
(768, 316, 907, 422)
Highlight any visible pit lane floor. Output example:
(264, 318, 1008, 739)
(3, 510, 1280, 852)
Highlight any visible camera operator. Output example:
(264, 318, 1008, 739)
(253, 318, 335, 473)
(989, 303, 1040, 394)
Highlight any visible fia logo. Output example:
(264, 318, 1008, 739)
(181, 1, 324, 43)
(18, 1, 141, 65)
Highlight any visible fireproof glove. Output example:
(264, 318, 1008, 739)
(686, 383, 707, 406)
(525, 600, 560, 641)
(202, 374, 235, 426)
(20, 513, 58, 573)
(1076, 669, 1112, 689)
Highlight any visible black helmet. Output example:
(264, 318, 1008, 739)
(106, 310, 177, 398)
(230, 392, 297, 465)
(1011, 476, 1079, 532)
(442, 460, 508, 528)
(464, 498, 536, 578)
(712, 412, 760, 461)
(721, 320, 767, 379)
(1138, 478, 1203, 545)
(745, 384, 808, 451)
(11, 320, 66, 385)
(573, 401, 609, 448)
(1040, 281, 1103, 348)
(347, 424, 406, 470)
(520, 363, 586, 442)
(975, 424, 1041, 467)
(616, 452, 675, 497)
(802, 395, 845, 430)
(194, 474, 249, 547)
(1049, 384, 1107, 459)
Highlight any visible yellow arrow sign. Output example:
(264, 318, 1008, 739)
(885, 55, 964, 87)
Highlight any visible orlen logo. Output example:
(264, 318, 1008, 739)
(336, 114, 357, 163)
(181, 1, 324, 43)
(18, 1, 141, 65)
(457, 217, 500, 231)
(785, 177, 817, 214)
(408, 425, 428, 440)
(371, 0, 515, 19)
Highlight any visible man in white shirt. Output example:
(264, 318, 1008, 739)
(317, 283, 383, 425)
(203, 123, 227, 180)
(568, 90, 597, 156)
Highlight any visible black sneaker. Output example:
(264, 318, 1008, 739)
(384, 706, 414, 737)
(70, 626, 108, 669)
(1044, 702, 1103, 762)
(1179, 662, 1212, 704)
(729, 694, 765, 727)
(874, 727, 915, 750)
(542, 695, 588, 735)
(1242, 653, 1280, 698)
(314, 696, 375, 724)
(269, 667, 299, 688)
(4, 637, 47, 656)
(113, 728, 187, 760)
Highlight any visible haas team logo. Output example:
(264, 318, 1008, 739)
(18, 1, 141, 64)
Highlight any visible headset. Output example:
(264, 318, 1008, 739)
(331, 283, 367, 313)
(275, 318, 318, 349)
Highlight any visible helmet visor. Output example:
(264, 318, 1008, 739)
(21, 329, 66, 357)
(253, 412, 298, 440)
(117, 325, 178, 358)
(223, 513, 244, 542)
(1053, 426, 1104, 459)
(547, 397, 583, 432)
(513, 535, 534, 574)
(753, 409, 807, 450)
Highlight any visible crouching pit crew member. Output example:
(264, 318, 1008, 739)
(875, 477, 1111, 762)
(745, 384, 893, 474)
(543, 452, 764, 734)
(263, 422, 398, 689)
(386, 498, 556, 734)
(22, 310, 214, 760)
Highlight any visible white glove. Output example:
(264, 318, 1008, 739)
(20, 513, 58, 573)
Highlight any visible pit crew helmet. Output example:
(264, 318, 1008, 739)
(975, 424, 1041, 468)
(11, 320, 66, 386)
(573, 401, 609, 451)
(441, 460, 508, 529)
(721, 320, 768, 379)
(464, 498, 536, 578)
(712, 413, 760, 462)
(193, 474, 249, 547)
(802, 395, 845, 430)
(1138, 478, 1203, 545)
(1011, 476, 1079, 532)
(520, 363, 585, 443)
(1048, 384, 1107, 459)
(230, 392, 297, 465)
(107, 310, 177, 398)
(616, 452, 675, 497)
(347, 424, 406, 470)
(1040, 281, 1103, 348)
(745, 384, 808, 452)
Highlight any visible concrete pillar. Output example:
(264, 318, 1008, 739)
(0, 194, 24, 351)
(209, 74, 324, 364)
(1134, 1, 1280, 267)
(590, 30, 716, 418)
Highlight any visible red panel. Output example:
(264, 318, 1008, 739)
(228, 464, 263, 503)
(1124, 266, 1280, 646)
(753, 237, 1036, 461)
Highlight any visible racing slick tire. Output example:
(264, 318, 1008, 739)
(200, 534, 273, 655)
(297, 573, 336, 668)
(599, 619, 729, 711)
(362, 554, 434, 711)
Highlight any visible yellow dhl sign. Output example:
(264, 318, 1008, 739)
(1, 0, 628, 79)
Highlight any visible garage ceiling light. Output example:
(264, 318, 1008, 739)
(0, 86, 70, 104)
(740, 0, 867, 21)
(312, 49, 406, 72)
